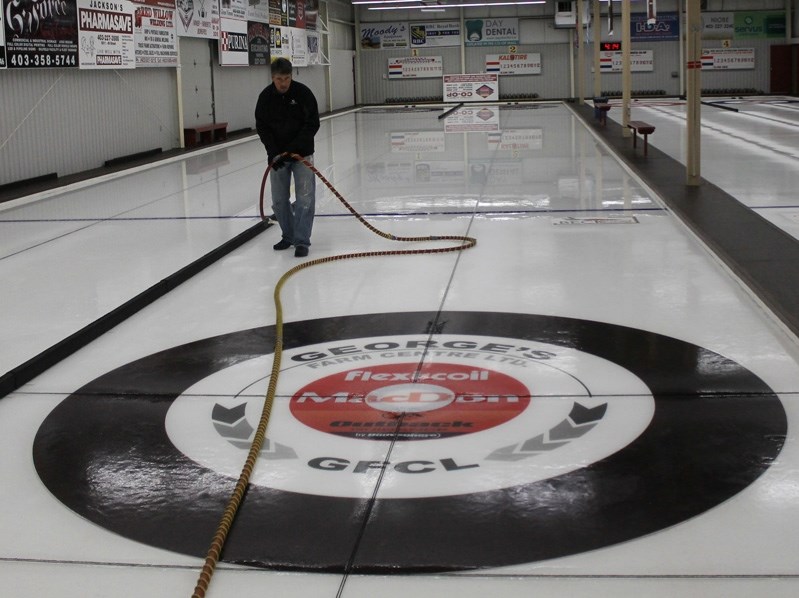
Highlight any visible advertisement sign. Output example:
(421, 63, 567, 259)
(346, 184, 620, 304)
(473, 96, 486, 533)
(219, 0, 247, 20)
(3, 0, 79, 68)
(305, 0, 317, 31)
(78, 0, 136, 69)
(270, 24, 288, 58)
(248, 20, 270, 65)
(734, 12, 785, 39)
(176, 0, 219, 38)
(469, 160, 522, 185)
(464, 18, 518, 47)
(485, 53, 541, 75)
(247, 0, 269, 24)
(290, 26, 306, 66)
(306, 29, 320, 64)
(131, 0, 176, 9)
(360, 21, 409, 49)
(443, 105, 500, 132)
(289, 0, 304, 29)
(413, 161, 464, 184)
(388, 56, 443, 79)
(219, 17, 247, 65)
(599, 49, 654, 72)
(443, 74, 498, 103)
(702, 12, 734, 40)
(363, 162, 415, 187)
(410, 21, 460, 48)
(134, 4, 178, 67)
(701, 47, 755, 70)
(630, 11, 679, 41)
(0, 7, 6, 68)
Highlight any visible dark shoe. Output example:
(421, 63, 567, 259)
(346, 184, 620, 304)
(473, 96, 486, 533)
(294, 246, 309, 258)
(273, 239, 291, 250)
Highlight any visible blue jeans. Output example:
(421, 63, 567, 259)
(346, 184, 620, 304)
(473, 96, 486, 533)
(270, 155, 316, 247)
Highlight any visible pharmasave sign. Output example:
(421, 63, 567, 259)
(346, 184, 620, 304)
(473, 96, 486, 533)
(34, 311, 786, 570)
(77, 0, 136, 69)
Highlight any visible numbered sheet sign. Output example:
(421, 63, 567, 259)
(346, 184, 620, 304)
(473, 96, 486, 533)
(701, 47, 755, 70)
(485, 53, 541, 75)
(599, 50, 654, 72)
(443, 73, 498, 103)
(388, 56, 443, 79)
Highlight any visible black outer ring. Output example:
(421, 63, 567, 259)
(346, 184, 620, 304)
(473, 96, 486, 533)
(33, 311, 787, 572)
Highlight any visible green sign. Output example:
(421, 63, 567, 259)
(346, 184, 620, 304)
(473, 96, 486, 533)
(734, 12, 785, 39)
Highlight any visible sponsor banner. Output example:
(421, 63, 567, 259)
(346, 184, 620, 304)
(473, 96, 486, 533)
(599, 49, 654, 73)
(246, 0, 269, 24)
(288, 0, 304, 29)
(219, 17, 247, 65)
(363, 161, 415, 186)
(361, 21, 409, 49)
(176, 0, 219, 38)
(134, 5, 178, 67)
(734, 11, 785, 39)
(306, 29, 320, 64)
(0, 6, 5, 68)
(443, 74, 498, 104)
(3, 0, 79, 68)
(630, 11, 679, 41)
(390, 132, 446, 153)
(248, 20, 269, 65)
(701, 47, 755, 70)
(469, 160, 522, 185)
(219, 0, 247, 20)
(485, 53, 541, 76)
(413, 161, 464, 184)
(130, 0, 176, 9)
(78, 0, 136, 69)
(305, 0, 319, 31)
(486, 129, 543, 151)
(464, 18, 518, 46)
(443, 104, 500, 132)
(305, 0, 317, 31)
(702, 12, 734, 40)
(410, 21, 461, 48)
(290, 26, 306, 66)
(388, 56, 443, 79)
(270, 23, 288, 58)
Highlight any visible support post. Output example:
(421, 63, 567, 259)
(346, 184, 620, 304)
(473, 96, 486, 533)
(686, 0, 702, 186)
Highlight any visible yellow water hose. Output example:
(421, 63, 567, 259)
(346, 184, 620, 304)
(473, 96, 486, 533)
(190, 153, 476, 597)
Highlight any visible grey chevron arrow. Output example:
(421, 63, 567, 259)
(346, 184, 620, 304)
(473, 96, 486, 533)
(213, 419, 254, 440)
(486, 401, 608, 461)
(569, 402, 608, 425)
(227, 438, 298, 459)
(212, 403, 247, 425)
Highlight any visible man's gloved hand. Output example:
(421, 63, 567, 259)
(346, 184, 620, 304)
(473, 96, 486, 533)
(270, 155, 296, 171)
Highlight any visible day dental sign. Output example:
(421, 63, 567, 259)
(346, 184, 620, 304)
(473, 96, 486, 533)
(464, 18, 518, 46)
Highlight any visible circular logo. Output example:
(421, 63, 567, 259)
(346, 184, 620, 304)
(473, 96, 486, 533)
(33, 312, 787, 572)
(290, 362, 531, 439)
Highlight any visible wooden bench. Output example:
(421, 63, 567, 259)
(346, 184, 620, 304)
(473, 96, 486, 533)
(627, 120, 656, 156)
(184, 122, 228, 148)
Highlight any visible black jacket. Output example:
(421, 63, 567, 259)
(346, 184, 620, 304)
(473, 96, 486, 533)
(254, 80, 320, 162)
